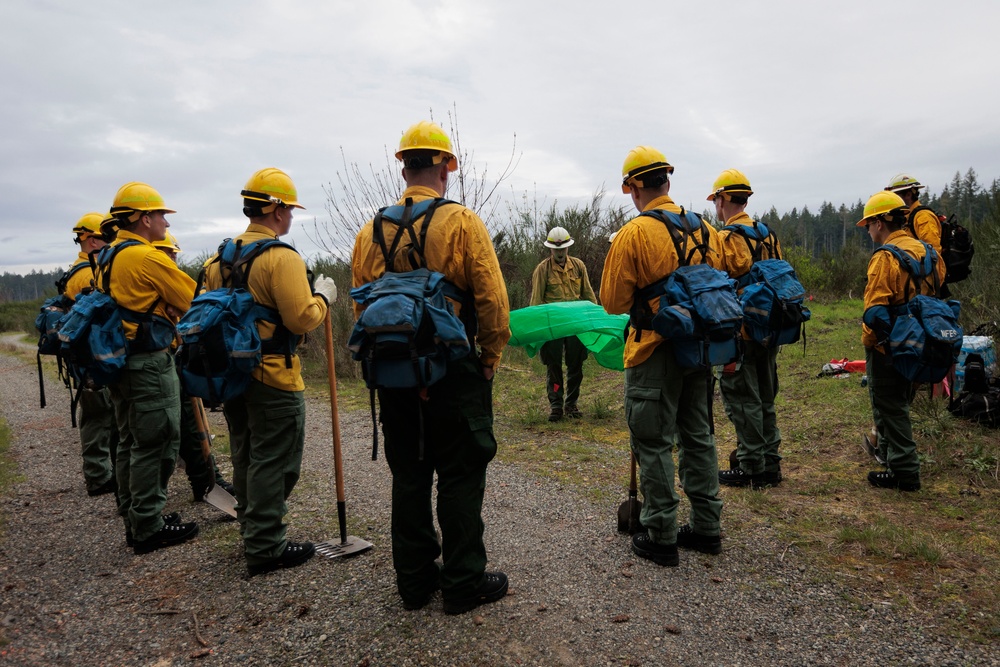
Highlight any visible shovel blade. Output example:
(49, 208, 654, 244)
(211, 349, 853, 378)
(315, 536, 373, 559)
(204, 485, 237, 518)
(616, 497, 643, 534)
(862, 430, 886, 466)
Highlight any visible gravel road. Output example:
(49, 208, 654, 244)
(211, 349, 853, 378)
(0, 348, 996, 666)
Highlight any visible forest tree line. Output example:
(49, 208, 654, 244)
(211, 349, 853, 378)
(3, 168, 998, 325)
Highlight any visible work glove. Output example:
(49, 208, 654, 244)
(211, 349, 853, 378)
(313, 274, 338, 305)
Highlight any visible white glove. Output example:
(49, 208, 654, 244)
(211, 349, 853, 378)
(313, 274, 338, 305)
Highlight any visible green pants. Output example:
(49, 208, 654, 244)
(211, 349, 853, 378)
(378, 356, 498, 604)
(77, 387, 117, 491)
(866, 347, 920, 483)
(625, 343, 722, 543)
(223, 380, 305, 565)
(539, 336, 587, 411)
(109, 350, 181, 542)
(719, 341, 781, 475)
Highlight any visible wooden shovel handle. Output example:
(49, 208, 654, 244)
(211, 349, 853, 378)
(191, 397, 212, 463)
(629, 450, 638, 494)
(324, 315, 346, 505)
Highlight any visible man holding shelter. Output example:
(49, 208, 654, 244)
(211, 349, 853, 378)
(530, 227, 598, 421)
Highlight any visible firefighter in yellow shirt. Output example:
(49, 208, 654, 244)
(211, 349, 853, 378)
(602, 146, 724, 566)
(711, 170, 784, 489)
(529, 227, 597, 421)
(64, 213, 118, 497)
(351, 120, 511, 614)
(101, 182, 199, 554)
(151, 233, 235, 503)
(203, 168, 335, 577)
(884, 174, 942, 257)
(858, 192, 945, 492)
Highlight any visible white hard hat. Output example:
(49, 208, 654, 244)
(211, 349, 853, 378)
(544, 226, 574, 249)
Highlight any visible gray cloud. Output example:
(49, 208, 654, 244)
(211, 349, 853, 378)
(2, 0, 999, 273)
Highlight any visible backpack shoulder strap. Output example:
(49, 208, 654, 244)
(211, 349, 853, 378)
(638, 207, 710, 266)
(56, 260, 91, 296)
(96, 240, 142, 297)
(373, 197, 452, 271)
(722, 221, 780, 262)
(876, 241, 940, 300)
(227, 238, 297, 288)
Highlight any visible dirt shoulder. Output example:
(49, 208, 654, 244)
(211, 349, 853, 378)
(0, 349, 995, 666)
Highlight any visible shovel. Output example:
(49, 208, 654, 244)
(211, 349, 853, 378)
(862, 427, 886, 466)
(315, 314, 373, 559)
(190, 396, 237, 518)
(617, 450, 643, 534)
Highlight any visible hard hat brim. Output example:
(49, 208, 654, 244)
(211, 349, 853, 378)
(544, 238, 574, 249)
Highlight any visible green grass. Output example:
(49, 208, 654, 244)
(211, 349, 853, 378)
(0, 298, 42, 334)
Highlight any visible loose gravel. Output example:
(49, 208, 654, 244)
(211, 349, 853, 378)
(0, 349, 996, 666)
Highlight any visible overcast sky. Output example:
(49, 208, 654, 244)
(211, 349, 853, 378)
(2, 0, 999, 275)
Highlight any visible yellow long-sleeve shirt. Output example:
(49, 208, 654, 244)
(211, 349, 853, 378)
(351, 185, 511, 370)
(529, 256, 597, 306)
(862, 230, 947, 349)
(906, 204, 942, 258)
(96, 231, 196, 345)
(203, 223, 328, 392)
(600, 195, 723, 368)
(63, 252, 96, 301)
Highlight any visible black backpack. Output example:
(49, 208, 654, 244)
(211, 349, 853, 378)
(908, 205, 974, 284)
(948, 354, 999, 428)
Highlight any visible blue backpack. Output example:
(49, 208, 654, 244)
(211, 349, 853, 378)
(176, 238, 300, 407)
(349, 198, 472, 389)
(34, 260, 92, 416)
(631, 208, 743, 368)
(349, 198, 474, 459)
(722, 222, 810, 349)
(862, 242, 962, 384)
(57, 240, 175, 391)
(36, 261, 91, 356)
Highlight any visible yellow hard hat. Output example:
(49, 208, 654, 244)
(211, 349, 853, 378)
(857, 191, 907, 227)
(884, 173, 925, 193)
(621, 146, 674, 194)
(72, 212, 105, 240)
(707, 169, 753, 201)
(544, 226, 574, 248)
(110, 182, 176, 223)
(241, 167, 305, 211)
(395, 120, 458, 172)
(152, 232, 181, 253)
